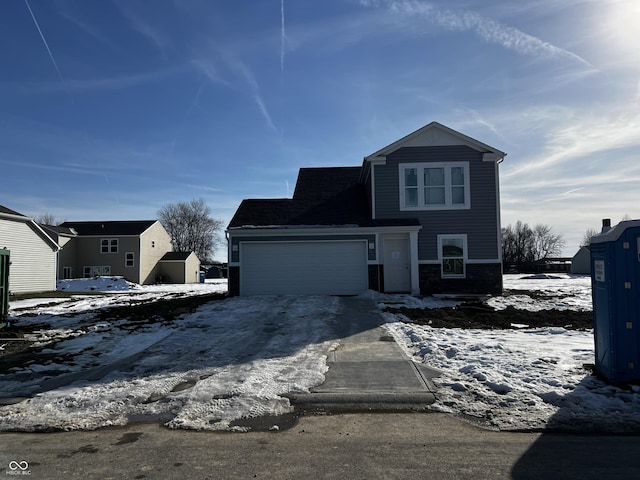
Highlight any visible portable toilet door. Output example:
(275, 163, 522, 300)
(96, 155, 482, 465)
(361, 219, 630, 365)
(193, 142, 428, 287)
(590, 220, 640, 383)
(0, 248, 9, 328)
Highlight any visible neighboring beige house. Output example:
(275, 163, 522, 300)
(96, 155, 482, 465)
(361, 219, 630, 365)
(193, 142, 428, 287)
(58, 220, 179, 285)
(158, 251, 200, 284)
(0, 205, 60, 294)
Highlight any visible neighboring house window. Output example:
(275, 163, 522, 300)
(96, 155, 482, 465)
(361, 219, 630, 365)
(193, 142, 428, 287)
(399, 162, 470, 210)
(151, 241, 156, 248)
(438, 235, 467, 278)
(101, 238, 118, 253)
(83, 266, 111, 278)
(63, 267, 73, 279)
(125, 252, 135, 267)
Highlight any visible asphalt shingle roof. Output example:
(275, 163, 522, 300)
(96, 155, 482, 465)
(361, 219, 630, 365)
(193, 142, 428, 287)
(0, 205, 27, 217)
(59, 220, 157, 236)
(228, 167, 419, 229)
(160, 252, 193, 261)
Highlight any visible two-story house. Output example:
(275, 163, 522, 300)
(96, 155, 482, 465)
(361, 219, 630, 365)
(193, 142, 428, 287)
(226, 122, 506, 296)
(57, 220, 199, 285)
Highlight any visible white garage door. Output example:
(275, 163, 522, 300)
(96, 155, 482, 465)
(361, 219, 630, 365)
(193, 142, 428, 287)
(241, 241, 368, 295)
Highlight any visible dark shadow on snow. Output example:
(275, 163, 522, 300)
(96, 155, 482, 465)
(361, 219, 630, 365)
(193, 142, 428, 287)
(511, 373, 640, 479)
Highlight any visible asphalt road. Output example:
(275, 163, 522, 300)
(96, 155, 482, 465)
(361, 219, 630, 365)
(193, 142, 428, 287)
(2, 412, 640, 480)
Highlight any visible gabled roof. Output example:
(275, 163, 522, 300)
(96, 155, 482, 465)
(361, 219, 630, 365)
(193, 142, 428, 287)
(160, 251, 197, 261)
(364, 121, 506, 163)
(228, 167, 419, 229)
(59, 220, 157, 236)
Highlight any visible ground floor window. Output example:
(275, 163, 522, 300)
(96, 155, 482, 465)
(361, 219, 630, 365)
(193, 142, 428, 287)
(438, 234, 467, 278)
(63, 266, 73, 279)
(83, 266, 111, 278)
(125, 252, 135, 268)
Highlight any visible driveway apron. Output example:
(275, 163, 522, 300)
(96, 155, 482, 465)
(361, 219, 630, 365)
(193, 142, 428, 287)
(287, 296, 439, 411)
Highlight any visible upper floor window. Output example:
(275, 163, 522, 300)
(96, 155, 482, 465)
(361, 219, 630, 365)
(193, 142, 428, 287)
(101, 238, 118, 253)
(399, 162, 470, 210)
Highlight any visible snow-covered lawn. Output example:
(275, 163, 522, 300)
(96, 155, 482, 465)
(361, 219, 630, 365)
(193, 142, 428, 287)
(1, 274, 638, 433)
(379, 275, 640, 433)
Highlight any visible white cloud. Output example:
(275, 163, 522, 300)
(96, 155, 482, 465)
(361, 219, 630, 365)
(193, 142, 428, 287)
(362, 0, 593, 67)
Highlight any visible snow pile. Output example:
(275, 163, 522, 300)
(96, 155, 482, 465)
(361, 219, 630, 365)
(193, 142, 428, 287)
(57, 276, 140, 292)
(56, 276, 228, 295)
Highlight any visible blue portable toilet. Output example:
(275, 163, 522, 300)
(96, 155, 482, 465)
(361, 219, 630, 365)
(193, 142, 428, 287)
(590, 219, 640, 383)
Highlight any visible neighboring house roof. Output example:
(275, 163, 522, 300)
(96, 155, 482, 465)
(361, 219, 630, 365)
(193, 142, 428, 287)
(41, 225, 78, 236)
(160, 252, 196, 261)
(364, 121, 507, 163)
(228, 167, 419, 229)
(59, 220, 157, 236)
(0, 205, 26, 217)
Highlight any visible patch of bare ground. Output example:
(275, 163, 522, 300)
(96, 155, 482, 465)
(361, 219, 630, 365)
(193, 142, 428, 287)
(386, 303, 593, 330)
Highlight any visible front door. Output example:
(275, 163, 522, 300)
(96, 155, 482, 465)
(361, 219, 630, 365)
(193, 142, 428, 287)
(383, 238, 411, 292)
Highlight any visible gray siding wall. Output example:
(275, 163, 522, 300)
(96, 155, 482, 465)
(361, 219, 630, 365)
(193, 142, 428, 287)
(374, 146, 499, 260)
(73, 236, 141, 283)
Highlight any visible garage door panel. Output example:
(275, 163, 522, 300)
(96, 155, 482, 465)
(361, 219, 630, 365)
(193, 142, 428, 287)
(241, 241, 367, 295)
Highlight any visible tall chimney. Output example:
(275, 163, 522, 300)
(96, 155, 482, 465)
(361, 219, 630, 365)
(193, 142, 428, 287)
(601, 218, 611, 233)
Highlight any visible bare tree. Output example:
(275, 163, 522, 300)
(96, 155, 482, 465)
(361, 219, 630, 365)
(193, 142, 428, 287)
(531, 224, 565, 260)
(34, 213, 59, 225)
(502, 221, 564, 265)
(158, 199, 223, 262)
(581, 228, 600, 247)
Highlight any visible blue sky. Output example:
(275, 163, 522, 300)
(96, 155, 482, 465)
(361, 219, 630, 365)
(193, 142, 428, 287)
(2, 0, 639, 260)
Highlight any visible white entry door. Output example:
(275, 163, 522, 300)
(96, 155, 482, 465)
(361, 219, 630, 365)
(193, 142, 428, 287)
(383, 238, 411, 292)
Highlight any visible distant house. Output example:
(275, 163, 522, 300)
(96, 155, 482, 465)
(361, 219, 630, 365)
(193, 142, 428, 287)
(571, 246, 591, 274)
(227, 121, 506, 296)
(40, 224, 78, 280)
(158, 251, 200, 284)
(0, 205, 60, 294)
(57, 220, 199, 285)
(533, 258, 572, 274)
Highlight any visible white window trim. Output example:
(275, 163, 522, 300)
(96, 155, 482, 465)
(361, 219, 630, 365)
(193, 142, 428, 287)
(83, 266, 111, 278)
(399, 162, 470, 211)
(100, 238, 119, 254)
(437, 234, 467, 279)
(63, 266, 73, 279)
(125, 252, 135, 268)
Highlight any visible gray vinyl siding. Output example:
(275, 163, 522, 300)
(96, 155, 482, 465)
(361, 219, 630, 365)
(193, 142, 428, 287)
(0, 219, 57, 293)
(374, 146, 499, 260)
(73, 236, 141, 283)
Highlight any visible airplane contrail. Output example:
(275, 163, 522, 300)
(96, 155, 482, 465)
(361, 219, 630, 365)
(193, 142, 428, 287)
(24, 0, 71, 96)
(280, 0, 286, 73)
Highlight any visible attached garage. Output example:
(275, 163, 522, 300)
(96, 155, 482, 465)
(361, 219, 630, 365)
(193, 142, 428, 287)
(240, 241, 368, 295)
